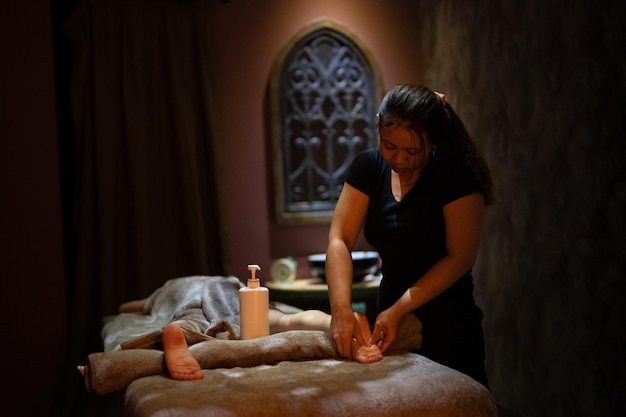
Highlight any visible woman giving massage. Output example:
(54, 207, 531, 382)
(325, 84, 494, 387)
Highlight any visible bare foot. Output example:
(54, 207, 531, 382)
(351, 312, 383, 364)
(352, 341, 383, 363)
(162, 323, 203, 380)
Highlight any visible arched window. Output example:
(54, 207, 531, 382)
(269, 20, 381, 224)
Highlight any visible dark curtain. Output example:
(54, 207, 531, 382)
(59, 1, 227, 415)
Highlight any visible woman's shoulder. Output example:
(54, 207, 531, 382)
(353, 147, 386, 170)
(430, 153, 474, 178)
(351, 147, 387, 173)
(427, 154, 482, 204)
(356, 146, 381, 161)
(346, 147, 386, 193)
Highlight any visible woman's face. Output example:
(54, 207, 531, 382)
(378, 125, 433, 177)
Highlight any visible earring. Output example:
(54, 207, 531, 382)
(432, 145, 437, 156)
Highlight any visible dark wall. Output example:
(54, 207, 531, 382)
(419, 1, 625, 416)
(1, 2, 67, 417)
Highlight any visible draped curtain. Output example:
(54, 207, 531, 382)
(61, 1, 226, 415)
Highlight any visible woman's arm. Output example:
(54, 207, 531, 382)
(325, 182, 369, 358)
(371, 192, 485, 352)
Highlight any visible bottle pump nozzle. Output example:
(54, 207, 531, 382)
(247, 264, 261, 288)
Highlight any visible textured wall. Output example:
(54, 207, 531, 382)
(418, 1, 625, 416)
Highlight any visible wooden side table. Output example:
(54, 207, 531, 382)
(266, 278, 380, 323)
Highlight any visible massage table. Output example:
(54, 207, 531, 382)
(82, 276, 497, 417)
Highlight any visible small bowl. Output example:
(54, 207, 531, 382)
(307, 251, 379, 283)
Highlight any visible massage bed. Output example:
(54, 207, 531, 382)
(82, 276, 497, 417)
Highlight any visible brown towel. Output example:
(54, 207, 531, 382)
(85, 276, 422, 394)
(85, 315, 422, 394)
(85, 330, 337, 394)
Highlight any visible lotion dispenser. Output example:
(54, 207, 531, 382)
(239, 264, 270, 340)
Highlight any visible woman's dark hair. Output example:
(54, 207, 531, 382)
(377, 84, 495, 205)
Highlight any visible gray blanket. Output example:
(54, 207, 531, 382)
(102, 275, 245, 351)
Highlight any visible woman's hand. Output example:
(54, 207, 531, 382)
(434, 91, 447, 105)
(329, 308, 366, 360)
(369, 307, 403, 353)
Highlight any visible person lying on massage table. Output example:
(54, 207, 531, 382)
(78, 297, 383, 381)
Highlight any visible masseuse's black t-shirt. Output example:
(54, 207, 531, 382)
(346, 147, 484, 327)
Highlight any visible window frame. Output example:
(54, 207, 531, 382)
(268, 19, 382, 225)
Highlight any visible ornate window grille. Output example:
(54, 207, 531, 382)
(270, 21, 380, 224)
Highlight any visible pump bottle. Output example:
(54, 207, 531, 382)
(239, 264, 270, 340)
